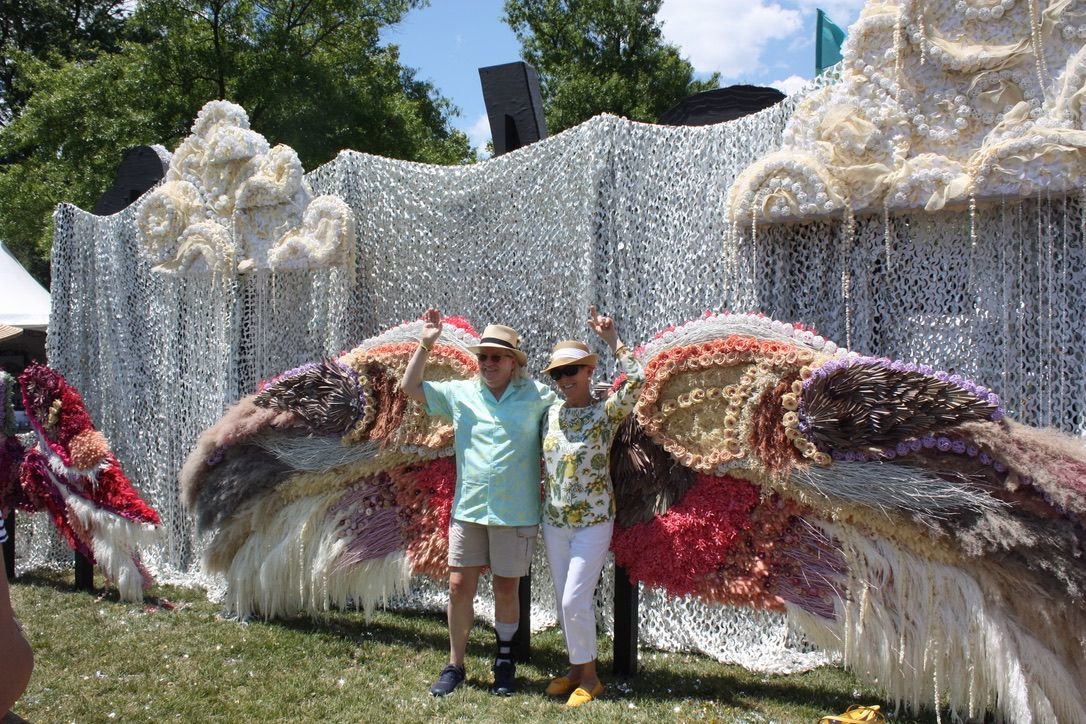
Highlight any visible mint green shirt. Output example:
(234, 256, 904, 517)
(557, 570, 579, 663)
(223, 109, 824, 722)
(423, 377, 556, 526)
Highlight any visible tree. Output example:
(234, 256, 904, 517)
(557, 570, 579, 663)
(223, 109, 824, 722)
(0, 50, 166, 283)
(0, 0, 473, 284)
(503, 0, 719, 133)
(0, 0, 130, 123)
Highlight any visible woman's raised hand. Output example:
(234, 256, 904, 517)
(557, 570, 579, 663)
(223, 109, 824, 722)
(587, 305, 620, 350)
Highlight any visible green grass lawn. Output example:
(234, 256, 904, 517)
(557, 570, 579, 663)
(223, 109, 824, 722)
(7, 570, 941, 723)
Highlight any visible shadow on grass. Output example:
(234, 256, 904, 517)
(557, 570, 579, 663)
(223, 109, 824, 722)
(265, 608, 570, 668)
(10, 569, 117, 598)
(609, 661, 944, 722)
(10, 570, 82, 593)
(12, 570, 185, 611)
(11, 570, 947, 721)
(613, 663, 837, 708)
(267, 607, 449, 646)
(261, 609, 945, 720)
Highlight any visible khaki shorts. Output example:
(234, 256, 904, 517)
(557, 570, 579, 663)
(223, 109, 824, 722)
(448, 519, 538, 577)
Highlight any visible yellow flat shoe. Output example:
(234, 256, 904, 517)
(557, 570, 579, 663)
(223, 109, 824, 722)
(819, 704, 885, 723)
(566, 682, 604, 707)
(545, 676, 578, 696)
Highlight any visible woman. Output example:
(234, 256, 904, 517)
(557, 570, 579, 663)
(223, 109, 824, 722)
(401, 309, 556, 697)
(1, 516, 34, 717)
(540, 306, 644, 707)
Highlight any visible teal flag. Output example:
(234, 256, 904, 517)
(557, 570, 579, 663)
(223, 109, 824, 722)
(816, 9, 846, 75)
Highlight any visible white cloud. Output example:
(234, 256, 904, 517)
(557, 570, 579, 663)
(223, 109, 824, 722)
(788, 0, 866, 27)
(659, 0, 804, 79)
(465, 113, 492, 158)
(769, 74, 811, 96)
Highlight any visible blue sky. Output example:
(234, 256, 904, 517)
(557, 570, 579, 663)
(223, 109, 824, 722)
(382, 0, 866, 155)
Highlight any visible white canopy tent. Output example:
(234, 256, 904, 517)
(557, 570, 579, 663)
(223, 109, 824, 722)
(0, 240, 49, 331)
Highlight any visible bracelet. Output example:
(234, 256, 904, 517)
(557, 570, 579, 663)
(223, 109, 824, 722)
(418, 340, 433, 353)
(614, 343, 629, 356)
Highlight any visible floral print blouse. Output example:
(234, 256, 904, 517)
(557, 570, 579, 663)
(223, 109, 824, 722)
(542, 347, 644, 528)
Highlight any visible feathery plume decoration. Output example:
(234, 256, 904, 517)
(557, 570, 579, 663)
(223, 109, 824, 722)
(610, 415, 695, 528)
(254, 358, 364, 434)
(328, 474, 403, 571)
(801, 358, 1000, 452)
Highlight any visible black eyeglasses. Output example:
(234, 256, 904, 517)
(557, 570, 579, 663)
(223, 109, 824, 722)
(549, 366, 583, 381)
(477, 353, 512, 363)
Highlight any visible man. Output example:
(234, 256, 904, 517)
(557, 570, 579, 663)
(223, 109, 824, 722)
(401, 308, 555, 696)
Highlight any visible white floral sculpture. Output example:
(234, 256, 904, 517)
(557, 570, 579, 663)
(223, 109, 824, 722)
(729, 0, 1086, 225)
(137, 101, 356, 274)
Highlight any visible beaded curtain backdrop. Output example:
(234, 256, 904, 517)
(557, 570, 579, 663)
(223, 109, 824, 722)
(30, 0, 1086, 716)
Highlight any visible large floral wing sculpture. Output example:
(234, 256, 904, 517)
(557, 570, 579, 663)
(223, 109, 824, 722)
(179, 317, 480, 619)
(609, 313, 1086, 723)
(182, 311, 1085, 720)
(0, 365, 161, 601)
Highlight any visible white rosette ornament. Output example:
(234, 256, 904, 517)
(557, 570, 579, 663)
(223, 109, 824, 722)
(136, 180, 204, 268)
(884, 153, 972, 211)
(135, 99, 357, 274)
(728, 151, 846, 225)
(234, 144, 312, 272)
(267, 196, 357, 271)
(964, 45, 1086, 199)
(727, 0, 1086, 225)
(193, 102, 270, 219)
(154, 221, 236, 276)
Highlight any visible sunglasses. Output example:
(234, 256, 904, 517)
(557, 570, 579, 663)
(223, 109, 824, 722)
(477, 352, 513, 363)
(549, 365, 584, 381)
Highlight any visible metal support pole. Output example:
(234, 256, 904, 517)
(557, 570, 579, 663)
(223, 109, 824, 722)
(613, 564, 639, 675)
(75, 551, 94, 591)
(3, 510, 14, 580)
(514, 569, 532, 662)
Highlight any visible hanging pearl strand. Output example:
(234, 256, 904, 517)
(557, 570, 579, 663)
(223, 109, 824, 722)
(968, 190, 979, 297)
(841, 205, 856, 350)
(883, 204, 893, 274)
(750, 193, 759, 278)
(893, 5, 905, 103)
(918, 13, 927, 66)
(1027, 0, 1049, 99)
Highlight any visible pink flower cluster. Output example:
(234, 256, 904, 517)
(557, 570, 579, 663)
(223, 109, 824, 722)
(20, 363, 95, 467)
(612, 473, 760, 596)
(16, 364, 160, 534)
(392, 457, 456, 578)
(696, 494, 839, 614)
(436, 315, 478, 336)
(0, 378, 25, 508)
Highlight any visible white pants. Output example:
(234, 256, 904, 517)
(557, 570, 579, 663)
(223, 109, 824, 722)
(542, 520, 614, 665)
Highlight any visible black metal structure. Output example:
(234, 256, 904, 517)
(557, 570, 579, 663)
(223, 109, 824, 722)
(658, 85, 785, 126)
(479, 61, 548, 156)
(93, 145, 169, 215)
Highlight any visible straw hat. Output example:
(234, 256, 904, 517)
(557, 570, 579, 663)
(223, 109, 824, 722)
(0, 324, 22, 342)
(468, 324, 528, 366)
(542, 340, 598, 373)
